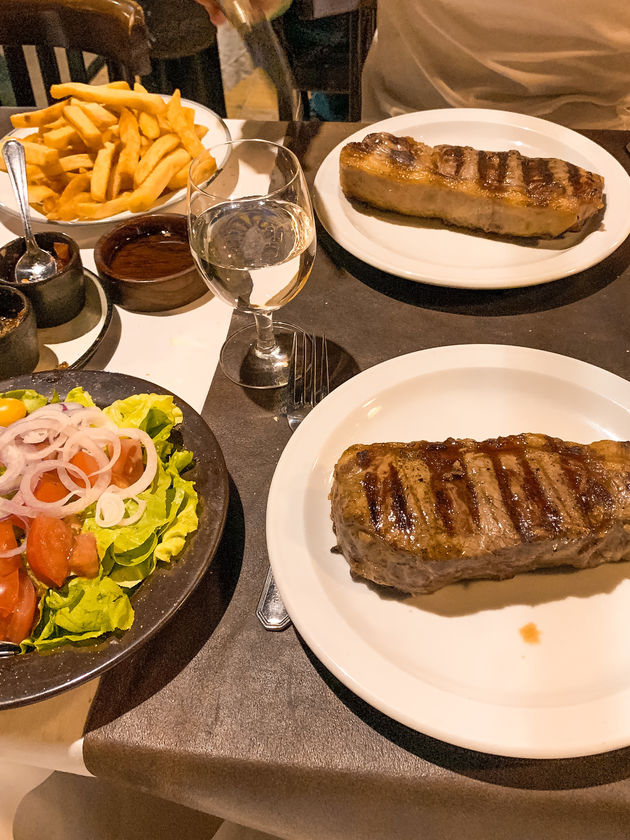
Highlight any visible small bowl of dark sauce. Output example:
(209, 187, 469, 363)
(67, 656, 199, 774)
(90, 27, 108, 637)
(0, 232, 85, 327)
(0, 282, 39, 378)
(94, 214, 207, 312)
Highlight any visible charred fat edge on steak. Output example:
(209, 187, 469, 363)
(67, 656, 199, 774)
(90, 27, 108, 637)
(330, 434, 630, 595)
(339, 133, 605, 238)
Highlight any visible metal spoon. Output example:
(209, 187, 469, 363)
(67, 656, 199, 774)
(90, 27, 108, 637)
(2, 139, 57, 283)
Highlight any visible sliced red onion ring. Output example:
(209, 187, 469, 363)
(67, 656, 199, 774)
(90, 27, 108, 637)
(1, 401, 159, 525)
(107, 429, 158, 499)
(61, 428, 121, 478)
(0, 495, 40, 520)
(0, 444, 26, 494)
(0, 541, 26, 559)
(95, 491, 125, 528)
(95, 492, 147, 528)
(19, 458, 111, 518)
(120, 497, 147, 526)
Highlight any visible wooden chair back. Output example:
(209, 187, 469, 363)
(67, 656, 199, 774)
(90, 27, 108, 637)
(277, 0, 377, 121)
(0, 0, 151, 106)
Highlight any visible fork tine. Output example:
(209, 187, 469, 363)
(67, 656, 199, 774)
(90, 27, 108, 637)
(310, 334, 329, 405)
(310, 334, 317, 407)
(302, 330, 310, 407)
(320, 335, 329, 400)
(289, 330, 298, 406)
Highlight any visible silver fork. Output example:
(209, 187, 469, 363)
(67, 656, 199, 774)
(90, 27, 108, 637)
(256, 332, 330, 631)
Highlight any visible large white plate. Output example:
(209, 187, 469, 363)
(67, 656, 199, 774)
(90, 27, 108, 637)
(0, 97, 231, 227)
(313, 109, 630, 289)
(266, 344, 630, 758)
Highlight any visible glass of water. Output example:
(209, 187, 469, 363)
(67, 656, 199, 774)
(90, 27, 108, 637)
(187, 139, 316, 389)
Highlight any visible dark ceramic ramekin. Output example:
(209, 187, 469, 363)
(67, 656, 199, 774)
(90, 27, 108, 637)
(0, 232, 85, 327)
(94, 214, 207, 312)
(0, 282, 39, 378)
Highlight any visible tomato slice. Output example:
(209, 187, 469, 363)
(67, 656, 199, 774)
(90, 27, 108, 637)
(0, 520, 17, 551)
(27, 516, 72, 588)
(68, 532, 99, 578)
(111, 438, 144, 489)
(0, 570, 19, 618)
(34, 471, 68, 503)
(0, 571, 37, 644)
(0, 521, 21, 577)
(69, 450, 100, 488)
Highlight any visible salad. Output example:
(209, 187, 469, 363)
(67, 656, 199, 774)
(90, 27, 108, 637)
(0, 387, 198, 652)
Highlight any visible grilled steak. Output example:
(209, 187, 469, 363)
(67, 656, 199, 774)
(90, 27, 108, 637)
(339, 133, 605, 238)
(330, 434, 630, 594)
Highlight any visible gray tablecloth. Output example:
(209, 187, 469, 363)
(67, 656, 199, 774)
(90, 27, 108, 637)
(83, 122, 630, 840)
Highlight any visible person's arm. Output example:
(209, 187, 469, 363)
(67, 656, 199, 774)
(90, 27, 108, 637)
(194, 0, 292, 26)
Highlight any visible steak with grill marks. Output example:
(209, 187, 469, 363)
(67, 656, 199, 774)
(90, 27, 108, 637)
(339, 133, 605, 238)
(329, 434, 630, 594)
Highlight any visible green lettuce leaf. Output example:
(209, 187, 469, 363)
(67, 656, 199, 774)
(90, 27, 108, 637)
(154, 470, 198, 563)
(23, 576, 134, 651)
(64, 386, 96, 407)
(13, 389, 198, 651)
(104, 393, 184, 460)
(1, 388, 57, 412)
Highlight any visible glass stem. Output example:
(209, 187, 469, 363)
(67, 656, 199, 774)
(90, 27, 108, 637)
(253, 311, 277, 356)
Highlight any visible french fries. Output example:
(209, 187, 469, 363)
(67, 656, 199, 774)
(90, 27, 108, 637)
(166, 89, 205, 159)
(3, 82, 216, 222)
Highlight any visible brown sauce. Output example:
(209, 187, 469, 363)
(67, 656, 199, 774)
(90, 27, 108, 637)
(110, 231, 193, 280)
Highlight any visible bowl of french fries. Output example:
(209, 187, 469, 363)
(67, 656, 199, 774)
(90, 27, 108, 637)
(0, 81, 230, 225)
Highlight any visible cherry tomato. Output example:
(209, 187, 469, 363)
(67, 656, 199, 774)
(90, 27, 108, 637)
(0, 521, 21, 577)
(0, 571, 37, 644)
(0, 398, 27, 427)
(68, 532, 99, 578)
(34, 472, 68, 503)
(111, 438, 144, 489)
(26, 516, 72, 588)
(69, 450, 100, 488)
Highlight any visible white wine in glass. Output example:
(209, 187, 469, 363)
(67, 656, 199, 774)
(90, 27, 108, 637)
(188, 139, 316, 388)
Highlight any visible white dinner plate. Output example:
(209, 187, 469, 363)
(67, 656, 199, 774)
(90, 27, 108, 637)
(267, 344, 630, 758)
(0, 97, 231, 227)
(313, 109, 630, 289)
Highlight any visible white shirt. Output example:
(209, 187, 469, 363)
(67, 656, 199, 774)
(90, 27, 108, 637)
(362, 0, 630, 129)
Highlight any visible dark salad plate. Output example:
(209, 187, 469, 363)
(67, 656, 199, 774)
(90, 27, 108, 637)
(0, 368, 229, 709)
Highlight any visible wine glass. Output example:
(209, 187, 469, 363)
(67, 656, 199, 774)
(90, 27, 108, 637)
(187, 139, 316, 389)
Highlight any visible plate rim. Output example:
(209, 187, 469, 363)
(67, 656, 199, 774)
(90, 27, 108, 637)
(65, 269, 113, 370)
(266, 343, 630, 758)
(313, 108, 630, 289)
(0, 97, 231, 228)
(0, 368, 229, 709)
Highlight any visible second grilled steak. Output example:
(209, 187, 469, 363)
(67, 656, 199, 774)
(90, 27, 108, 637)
(330, 434, 630, 595)
(339, 133, 605, 238)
